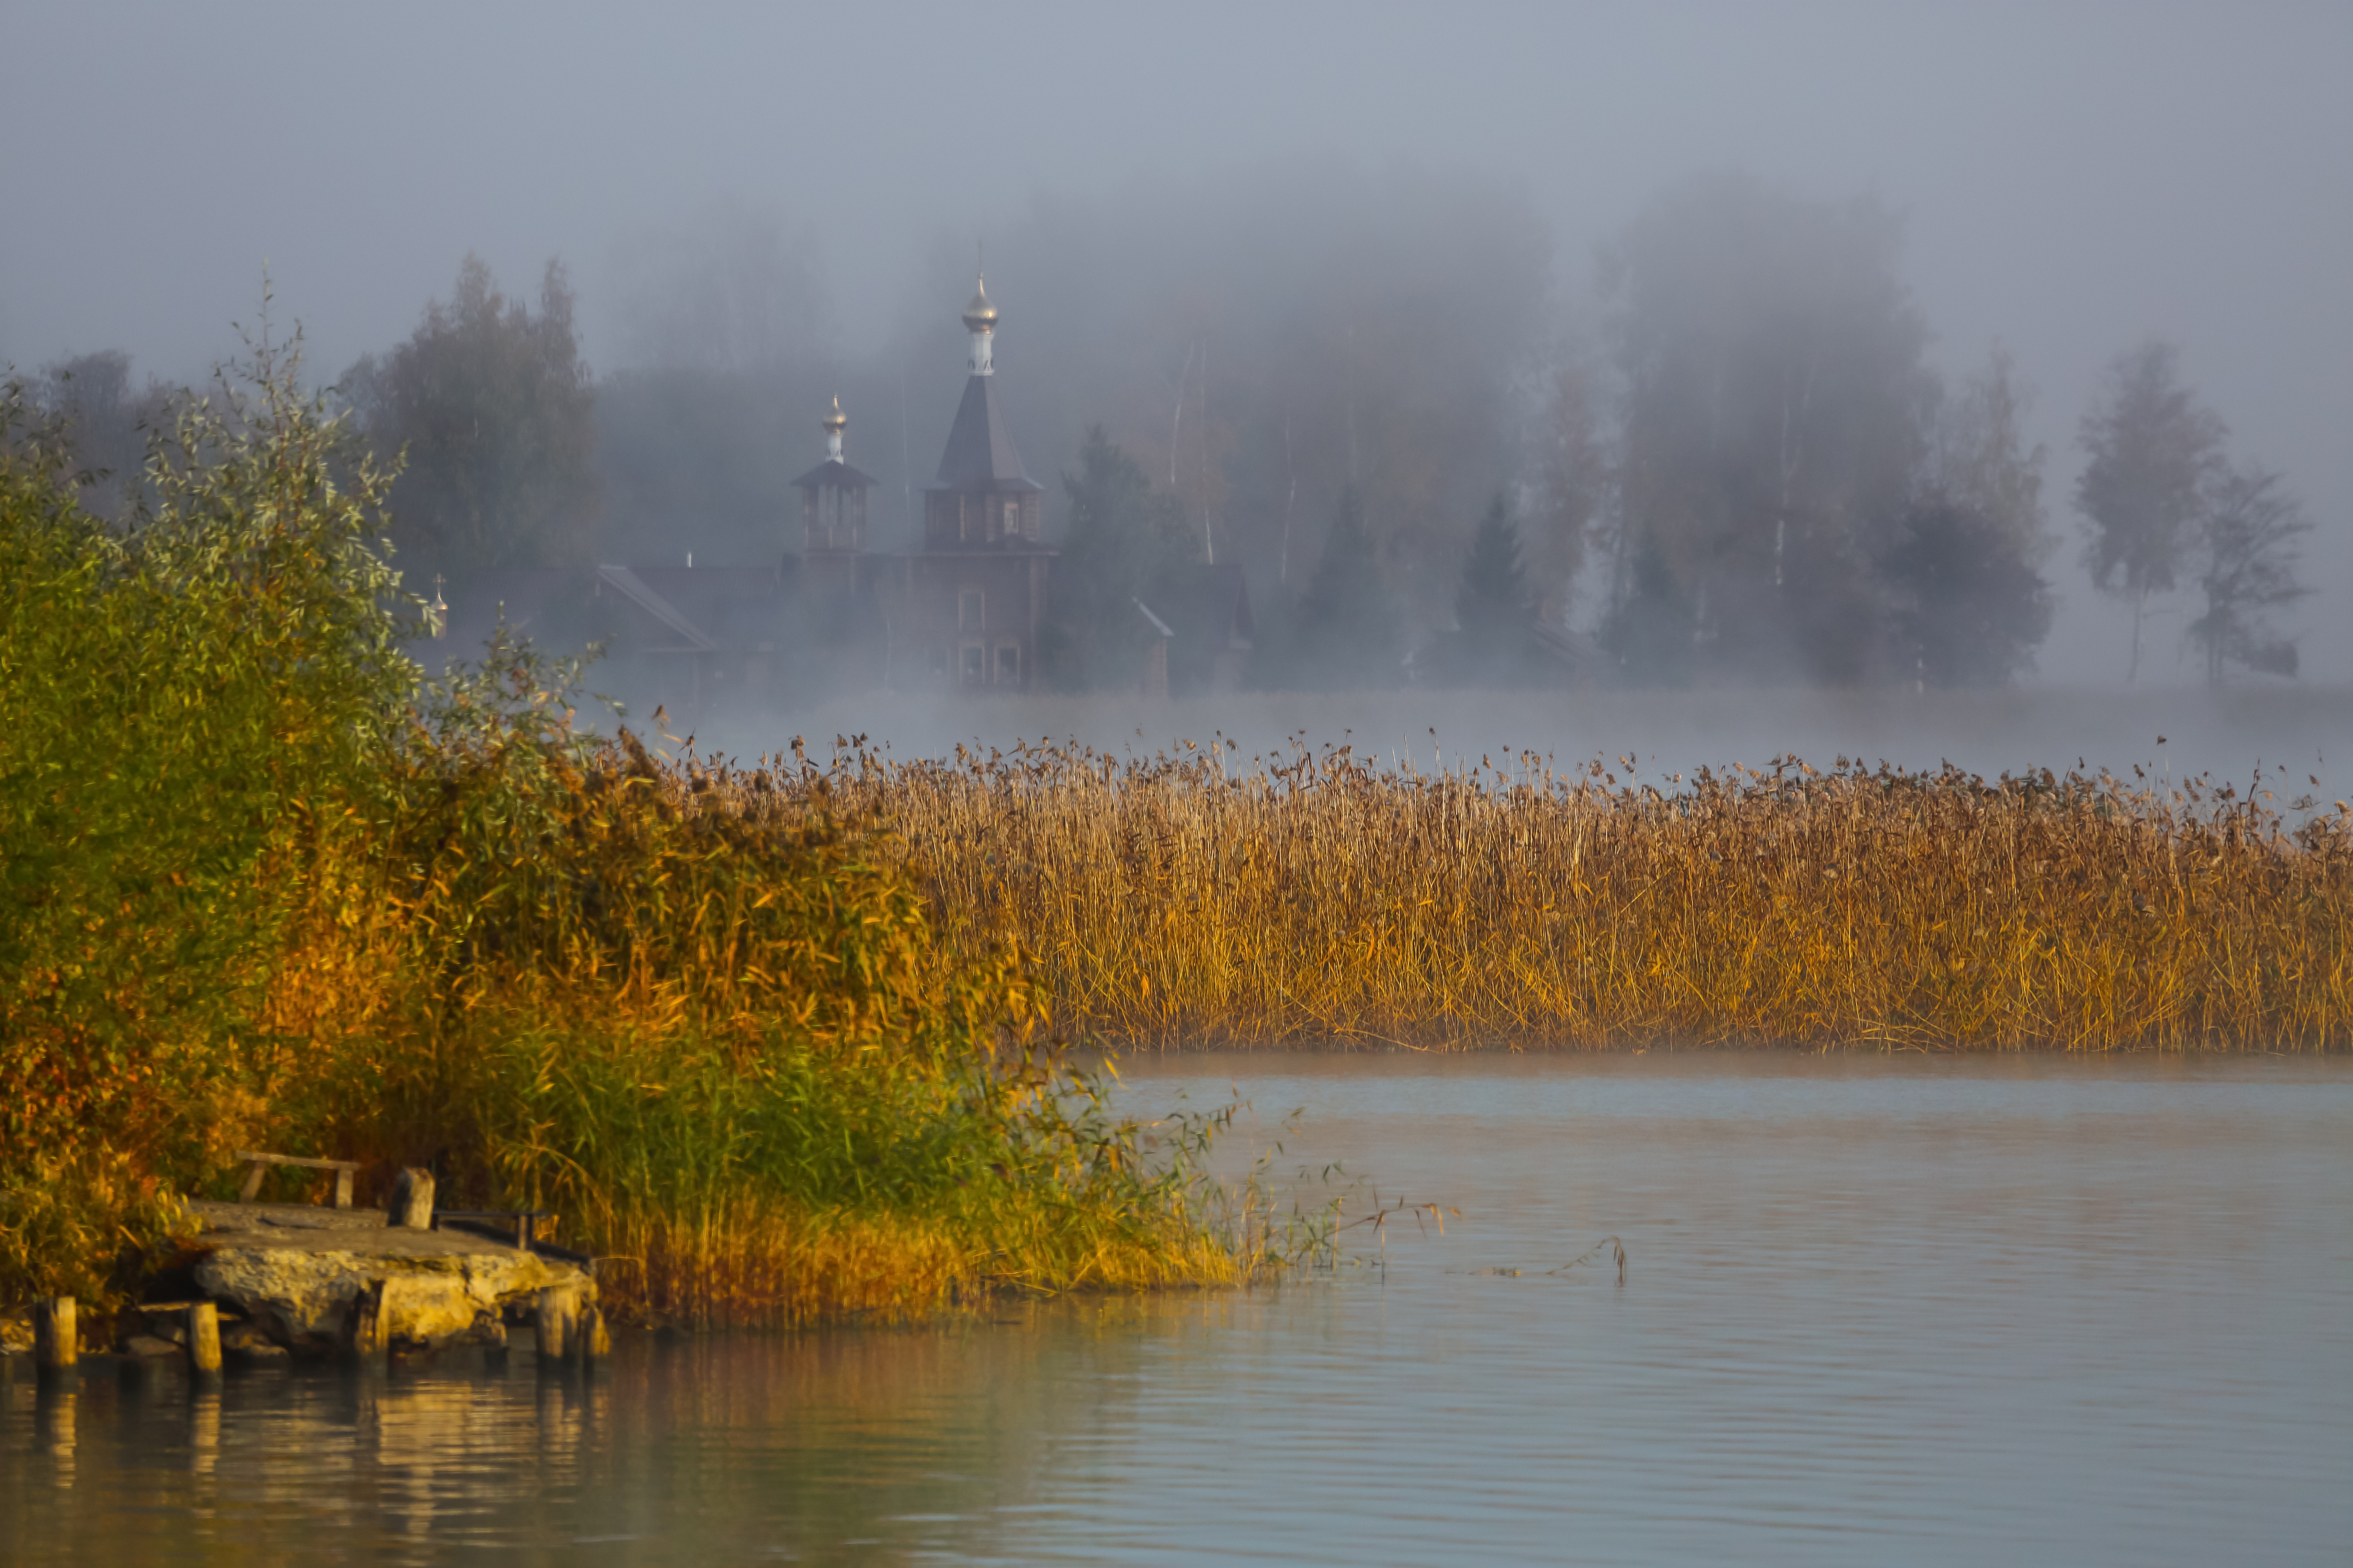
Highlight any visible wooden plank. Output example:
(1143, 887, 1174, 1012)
(233, 1151, 362, 1172)
(434, 1208, 551, 1251)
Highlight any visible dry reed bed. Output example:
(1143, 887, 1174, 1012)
(662, 737, 2352, 1051)
(270, 733, 1252, 1327)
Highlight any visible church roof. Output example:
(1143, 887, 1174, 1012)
(791, 457, 878, 491)
(929, 374, 1043, 494)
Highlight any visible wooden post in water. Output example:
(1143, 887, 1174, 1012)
(344, 1280, 389, 1363)
(580, 1300, 609, 1364)
(33, 1297, 77, 1376)
(186, 1303, 222, 1380)
(534, 1284, 577, 1366)
(388, 1168, 436, 1231)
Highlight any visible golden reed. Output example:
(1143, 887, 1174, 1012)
(685, 736, 2352, 1052)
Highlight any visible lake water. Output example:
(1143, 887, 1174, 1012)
(5, 1052, 2348, 1565)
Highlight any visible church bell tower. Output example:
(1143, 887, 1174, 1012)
(792, 395, 875, 556)
(901, 273, 1053, 692)
(923, 275, 1045, 548)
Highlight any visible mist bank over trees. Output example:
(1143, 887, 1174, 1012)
(947, 165, 2316, 692)
(903, 166, 1557, 615)
(18, 165, 2325, 697)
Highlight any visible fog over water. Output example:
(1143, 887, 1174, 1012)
(4, 2, 2348, 690)
(761, 687, 2350, 807)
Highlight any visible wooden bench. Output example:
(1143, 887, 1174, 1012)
(432, 1209, 555, 1252)
(235, 1151, 364, 1209)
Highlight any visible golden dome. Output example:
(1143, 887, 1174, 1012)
(822, 395, 847, 434)
(961, 275, 998, 332)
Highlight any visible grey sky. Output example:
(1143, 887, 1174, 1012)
(4, 0, 2347, 681)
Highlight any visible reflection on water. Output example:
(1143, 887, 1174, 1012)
(4, 1053, 2348, 1565)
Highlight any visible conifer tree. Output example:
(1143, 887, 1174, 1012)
(1882, 501, 2052, 687)
(1293, 486, 1398, 688)
(1042, 426, 1191, 690)
(1434, 494, 1545, 685)
(1882, 347, 2055, 686)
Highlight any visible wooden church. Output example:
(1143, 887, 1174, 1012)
(432, 275, 1252, 714)
(793, 276, 1053, 693)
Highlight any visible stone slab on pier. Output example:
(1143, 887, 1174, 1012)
(181, 1200, 590, 1356)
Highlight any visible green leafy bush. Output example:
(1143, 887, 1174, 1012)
(1, 340, 1239, 1319)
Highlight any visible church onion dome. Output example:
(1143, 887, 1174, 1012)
(795, 393, 875, 490)
(961, 276, 998, 332)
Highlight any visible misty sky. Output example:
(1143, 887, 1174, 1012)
(5, 1, 2348, 683)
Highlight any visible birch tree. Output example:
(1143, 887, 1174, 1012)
(2074, 340, 2223, 681)
(2186, 461, 2311, 683)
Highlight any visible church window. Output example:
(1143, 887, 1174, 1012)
(995, 643, 1020, 686)
(961, 643, 985, 686)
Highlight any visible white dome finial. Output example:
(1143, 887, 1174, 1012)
(962, 255, 996, 375)
(822, 395, 846, 462)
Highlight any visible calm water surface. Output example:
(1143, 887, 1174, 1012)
(4, 1052, 2348, 1565)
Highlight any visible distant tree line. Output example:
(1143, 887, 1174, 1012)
(18, 169, 2317, 694)
(1023, 171, 2315, 692)
(17, 350, 170, 522)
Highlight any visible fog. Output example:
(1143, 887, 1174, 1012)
(5, 3, 2348, 709)
(643, 688, 2342, 823)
